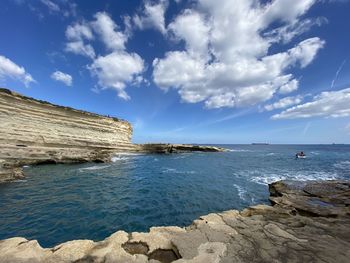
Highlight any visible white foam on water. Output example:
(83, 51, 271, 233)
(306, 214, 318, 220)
(113, 152, 143, 156)
(266, 153, 276, 156)
(79, 165, 111, 171)
(111, 152, 144, 162)
(334, 160, 350, 170)
(162, 168, 196, 174)
(250, 171, 338, 185)
(233, 184, 247, 201)
(13, 179, 27, 183)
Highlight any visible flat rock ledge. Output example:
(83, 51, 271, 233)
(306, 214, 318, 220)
(1, 180, 349, 263)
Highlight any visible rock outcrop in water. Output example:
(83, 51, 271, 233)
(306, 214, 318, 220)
(0, 180, 349, 263)
(0, 88, 225, 183)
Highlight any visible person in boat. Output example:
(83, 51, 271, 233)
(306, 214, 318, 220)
(296, 151, 305, 158)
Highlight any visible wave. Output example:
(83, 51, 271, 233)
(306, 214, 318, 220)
(334, 161, 350, 170)
(79, 165, 110, 171)
(111, 156, 131, 162)
(13, 179, 27, 183)
(162, 168, 196, 174)
(249, 171, 338, 185)
(233, 184, 247, 201)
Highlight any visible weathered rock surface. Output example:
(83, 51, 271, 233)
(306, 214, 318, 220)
(137, 144, 226, 154)
(0, 88, 135, 183)
(0, 88, 225, 183)
(0, 180, 349, 263)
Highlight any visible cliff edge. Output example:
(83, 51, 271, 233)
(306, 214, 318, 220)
(0, 88, 225, 182)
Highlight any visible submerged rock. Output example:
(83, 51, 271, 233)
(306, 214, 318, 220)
(0, 180, 349, 262)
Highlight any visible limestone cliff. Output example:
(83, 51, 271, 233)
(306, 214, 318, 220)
(0, 88, 134, 182)
(0, 180, 349, 263)
(0, 88, 225, 182)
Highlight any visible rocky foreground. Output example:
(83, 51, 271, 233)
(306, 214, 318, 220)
(0, 88, 225, 183)
(0, 180, 349, 263)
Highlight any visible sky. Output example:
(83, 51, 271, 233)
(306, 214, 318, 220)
(0, 0, 350, 144)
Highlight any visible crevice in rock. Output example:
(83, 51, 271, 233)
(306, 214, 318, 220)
(51, 245, 62, 253)
(73, 255, 100, 263)
(122, 241, 149, 255)
(17, 240, 29, 246)
(92, 159, 105, 163)
(148, 248, 181, 263)
(36, 160, 57, 165)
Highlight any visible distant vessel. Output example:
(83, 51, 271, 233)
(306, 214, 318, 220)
(251, 143, 269, 145)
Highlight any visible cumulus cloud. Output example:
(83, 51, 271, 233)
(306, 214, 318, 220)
(264, 95, 303, 111)
(0, 55, 35, 87)
(153, 0, 325, 109)
(65, 22, 95, 59)
(88, 52, 144, 100)
(51, 70, 73, 86)
(133, 0, 168, 34)
(64, 12, 145, 99)
(92, 12, 128, 51)
(272, 88, 350, 119)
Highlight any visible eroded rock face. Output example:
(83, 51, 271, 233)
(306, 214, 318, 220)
(0, 180, 349, 263)
(0, 88, 226, 183)
(0, 88, 136, 182)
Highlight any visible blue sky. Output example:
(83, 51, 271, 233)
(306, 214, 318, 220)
(0, 0, 350, 144)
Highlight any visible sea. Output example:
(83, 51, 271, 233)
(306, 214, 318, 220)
(0, 144, 349, 247)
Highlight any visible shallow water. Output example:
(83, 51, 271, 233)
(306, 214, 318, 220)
(0, 144, 349, 247)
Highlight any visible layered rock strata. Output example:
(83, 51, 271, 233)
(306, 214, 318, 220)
(0, 180, 349, 263)
(0, 88, 134, 182)
(0, 88, 224, 182)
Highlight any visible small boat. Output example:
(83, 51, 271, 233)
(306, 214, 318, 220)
(296, 152, 306, 159)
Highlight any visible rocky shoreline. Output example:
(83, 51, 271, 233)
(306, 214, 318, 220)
(0, 88, 225, 183)
(0, 180, 349, 263)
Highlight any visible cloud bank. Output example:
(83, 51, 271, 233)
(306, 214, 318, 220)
(152, 0, 324, 108)
(272, 88, 350, 119)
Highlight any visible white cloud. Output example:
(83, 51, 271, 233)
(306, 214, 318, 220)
(64, 12, 145, 99)
(92, 12, 128, 51)
(272, 88, 350, 119)
(88, 52, 144, 100)
(40, 0, 60, 12)
(51, 71, 73, 86)
(0, 55, 35, 87)
(66, 22, 94, 41)
(133, 0, 168, 34)
(264, 95, 303, 111)
(168, 9, 210, 58)
(65, 41, 95, 59)
(39, 0, 77, 17)
(264, 17, 327, 44)
(65, 22, 95, 59)
(153, 0, 325, 109)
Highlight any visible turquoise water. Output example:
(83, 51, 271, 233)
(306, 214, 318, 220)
(0, 144, 349, 247)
